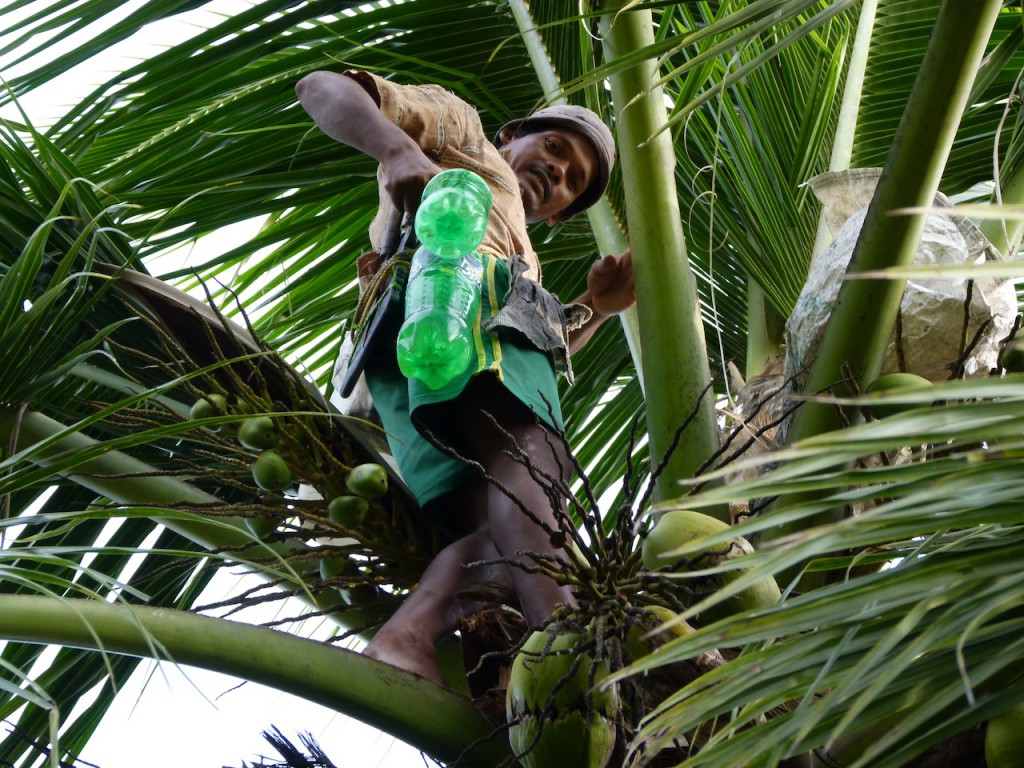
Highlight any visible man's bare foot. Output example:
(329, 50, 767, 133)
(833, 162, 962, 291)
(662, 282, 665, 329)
(364, 625, 446, 686)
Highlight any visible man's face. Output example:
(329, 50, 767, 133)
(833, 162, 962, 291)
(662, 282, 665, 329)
(499, 126, 599, 224)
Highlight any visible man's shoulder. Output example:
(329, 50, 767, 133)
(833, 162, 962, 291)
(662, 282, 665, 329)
(414, 83, 485, 128)
(384, 78, 478, 113)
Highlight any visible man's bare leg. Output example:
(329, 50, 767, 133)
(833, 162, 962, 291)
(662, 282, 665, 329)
(365, 377, 575, 682)
(452, 377, 576, 626)
(363, 525, 502, 684)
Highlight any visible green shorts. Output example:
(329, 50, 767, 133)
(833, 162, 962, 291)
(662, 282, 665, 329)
(366, 254, 564, 507)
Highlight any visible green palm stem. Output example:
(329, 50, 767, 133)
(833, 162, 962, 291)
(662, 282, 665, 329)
(980, 162, 1024, 258)
(976, 22, 1024, 258)
(0, 594, 508, 768)
(599, 1, 721, 510)
(769, 0, 1004, 551)
(745, 280, 780, 378)
(507, 0, 643, 390)
(809, 0, 880, 265)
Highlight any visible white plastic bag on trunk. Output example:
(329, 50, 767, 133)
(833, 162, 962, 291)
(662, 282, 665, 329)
(785, 169, 1018, 386)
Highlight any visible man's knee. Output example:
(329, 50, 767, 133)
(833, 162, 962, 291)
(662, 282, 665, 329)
(459, 381, 564, 468)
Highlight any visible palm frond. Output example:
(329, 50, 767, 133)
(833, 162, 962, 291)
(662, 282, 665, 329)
(618, 374, 1024, 767)
(853, 0, 1024, 193)
(0, 90, 431, 763)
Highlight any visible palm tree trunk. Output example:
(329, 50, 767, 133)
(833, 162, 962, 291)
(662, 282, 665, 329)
(599, 1, 721, 509)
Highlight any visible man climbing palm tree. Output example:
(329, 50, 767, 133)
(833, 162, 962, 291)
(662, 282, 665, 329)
(297, 69, 634, 684)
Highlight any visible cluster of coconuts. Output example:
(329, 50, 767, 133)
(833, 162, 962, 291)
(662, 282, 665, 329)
(190, 393, 387, 529)
(641, 509, 782, 621)
(507, 627, 618, 768)
(328, 463, 389, 527)
(505, 507, 781, 768)
(506, 606, 703, 768)
(516, 370, 942, 767)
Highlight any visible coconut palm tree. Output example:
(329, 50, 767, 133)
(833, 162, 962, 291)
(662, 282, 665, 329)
(1, 1, 1023, 766)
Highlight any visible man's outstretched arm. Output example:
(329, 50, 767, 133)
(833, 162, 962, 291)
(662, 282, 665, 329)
(296, 71, 440, 213)
(567, 250, 635, 355)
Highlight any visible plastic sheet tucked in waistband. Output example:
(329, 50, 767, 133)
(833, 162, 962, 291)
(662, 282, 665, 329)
(482, 254, 590, 385)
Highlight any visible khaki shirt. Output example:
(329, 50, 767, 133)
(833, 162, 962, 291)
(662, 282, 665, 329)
(346, 71, 542, 283)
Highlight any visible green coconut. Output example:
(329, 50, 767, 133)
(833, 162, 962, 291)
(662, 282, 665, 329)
(190, 393, 227, 429)
(345, 463, 388, 498)
(986, 702, 1024, 768)
(507, 628, 618, 768)
(863, 372, 932, 418)
(328, 495, 370, 528)
(999, 338, 1024, 373)
(507, 630, 617, 717)
(245, 515, 277, 539)
(319, 553, 360, 583)
(642, 509, 781, 623)
(509, 710, 616, 768)
(251, 450, 292, 491)
(238, 416, 279, 451)
(623, 605, 695, 663)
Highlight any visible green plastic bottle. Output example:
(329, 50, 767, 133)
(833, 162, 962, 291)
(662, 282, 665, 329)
(413, 169, 492, 260)
(396, 248, 483, 389)
(397, 169, 493, 389)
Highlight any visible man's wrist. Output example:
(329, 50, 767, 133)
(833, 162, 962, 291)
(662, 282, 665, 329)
(584, 292, 610, 322)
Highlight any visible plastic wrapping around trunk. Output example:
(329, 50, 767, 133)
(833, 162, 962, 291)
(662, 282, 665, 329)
(785, 168, 1018, 387)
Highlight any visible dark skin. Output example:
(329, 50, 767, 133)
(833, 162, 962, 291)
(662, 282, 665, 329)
(297, 70, 635, 684)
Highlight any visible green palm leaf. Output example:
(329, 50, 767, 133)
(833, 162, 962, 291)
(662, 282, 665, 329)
(0, 91, 431, 763)
(1, 1, 1023, 765)
(618, 375, 1024, 767)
